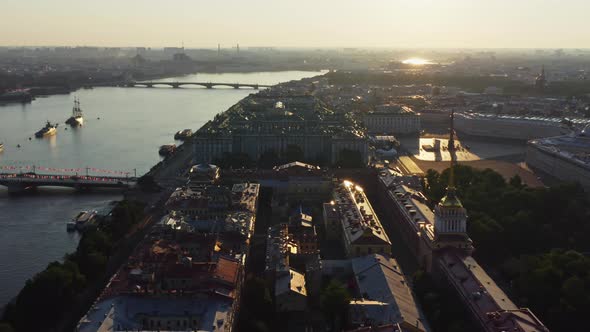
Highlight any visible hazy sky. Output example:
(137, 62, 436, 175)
(2, 0, 589, 48)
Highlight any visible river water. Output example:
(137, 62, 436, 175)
(0, 70, 322, 305)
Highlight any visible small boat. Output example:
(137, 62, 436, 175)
(73, 210, 98, 230)
(0, 142, 4, 152)
(35, 121, 58, 138)
(65, 97, 84, 127)
(174, 129, 193, 140)
(159, 144, 177, 157)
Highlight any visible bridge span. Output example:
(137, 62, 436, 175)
(0, 173, 136, 193)
(124, 81, 272, 89)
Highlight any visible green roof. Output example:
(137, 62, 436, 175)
(439, 187, 463, 208)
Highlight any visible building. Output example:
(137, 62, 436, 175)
(76, 225, 249, 332)
(455, 112, 572, 140)
(535, 65, 547, 92)
(259, 161, 333, 203)
(375, 115, 549, 332)
(323, 180, 392, 257)
(265, 210, 320, 312)
(188, 163, 220, 187)
(349, 254, 429, 332)
(194, 92, 369, 165)
(526, 127, 590, 191)
(363, 104, 420, 135)
(274, 268, 308, 312)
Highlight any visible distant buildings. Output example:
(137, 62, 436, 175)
(323, 180, 392, 257)
(526, 127, 590, 191)
(535, 66, 547, 92)
(362, 104, 421, 135)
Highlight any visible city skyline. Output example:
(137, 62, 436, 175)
(2, 0, 590, 48)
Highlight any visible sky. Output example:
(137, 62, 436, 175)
(1, 0, 590, 49)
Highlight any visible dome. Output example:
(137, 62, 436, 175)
(191, 163, 219, 172)
(439, 187, 463, 208)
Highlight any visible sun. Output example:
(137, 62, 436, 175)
(402, 58, 432, 65)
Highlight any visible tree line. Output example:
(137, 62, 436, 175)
(423, 165, 590, 331)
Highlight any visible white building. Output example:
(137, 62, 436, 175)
(526, 129, 590, 191)
(455, 112, 574, 140)
(363, 104, 420, 135)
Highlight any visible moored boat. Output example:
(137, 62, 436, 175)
(159, 144, 177, 157)
(174, 129, 193, 140)
(73, 210, 98, 230)
(35, 121, 58, 138)
(66, 97, 84, 127)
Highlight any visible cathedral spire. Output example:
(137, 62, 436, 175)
(448, 109, 456, 189)
(439, 109, 462, 208)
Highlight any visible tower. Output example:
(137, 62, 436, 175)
(218, 43, 221, 56)
(433, 110, 473, 254)
(535, 65, 547, 92)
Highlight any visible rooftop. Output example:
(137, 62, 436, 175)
(529, 134, 590, 168)
(351, 254, 429, 332)
(370, 104, 416, 115)
(77, 295, 232, 332)
(438, 251, 549, 332)
(333, 180, 391, 246)
(275, 268, 307, 297)
(378, 170, 435, 240)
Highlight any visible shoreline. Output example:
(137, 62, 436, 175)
(1, 67, 325, 103)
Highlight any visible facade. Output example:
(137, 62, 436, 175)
(259, 161, 333, 202)
(455, 112, 572, 140)
(362, 104, 420, 135)
(526, 130, 590, 191)
(194, 92, 369, 165)
(323, 180, 392, 257)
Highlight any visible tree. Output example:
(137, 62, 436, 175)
(137, 174, 161, 192)
(237, 278, 273, 332)
(258, 150, 280, 169)
(0, 323, 15, 332)
(335, 149, 364, 168)
(320, 280, 351, 330)
(284, 144, 304, 163)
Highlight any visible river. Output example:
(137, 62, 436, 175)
(0, 70, 323, 305)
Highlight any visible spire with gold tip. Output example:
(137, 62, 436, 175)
(439, 109, 463, 208)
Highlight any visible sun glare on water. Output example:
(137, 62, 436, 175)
(402, 58, 432, 65)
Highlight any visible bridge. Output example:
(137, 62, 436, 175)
(124, 81, 272, 89)
(0, 173, 136, 193)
